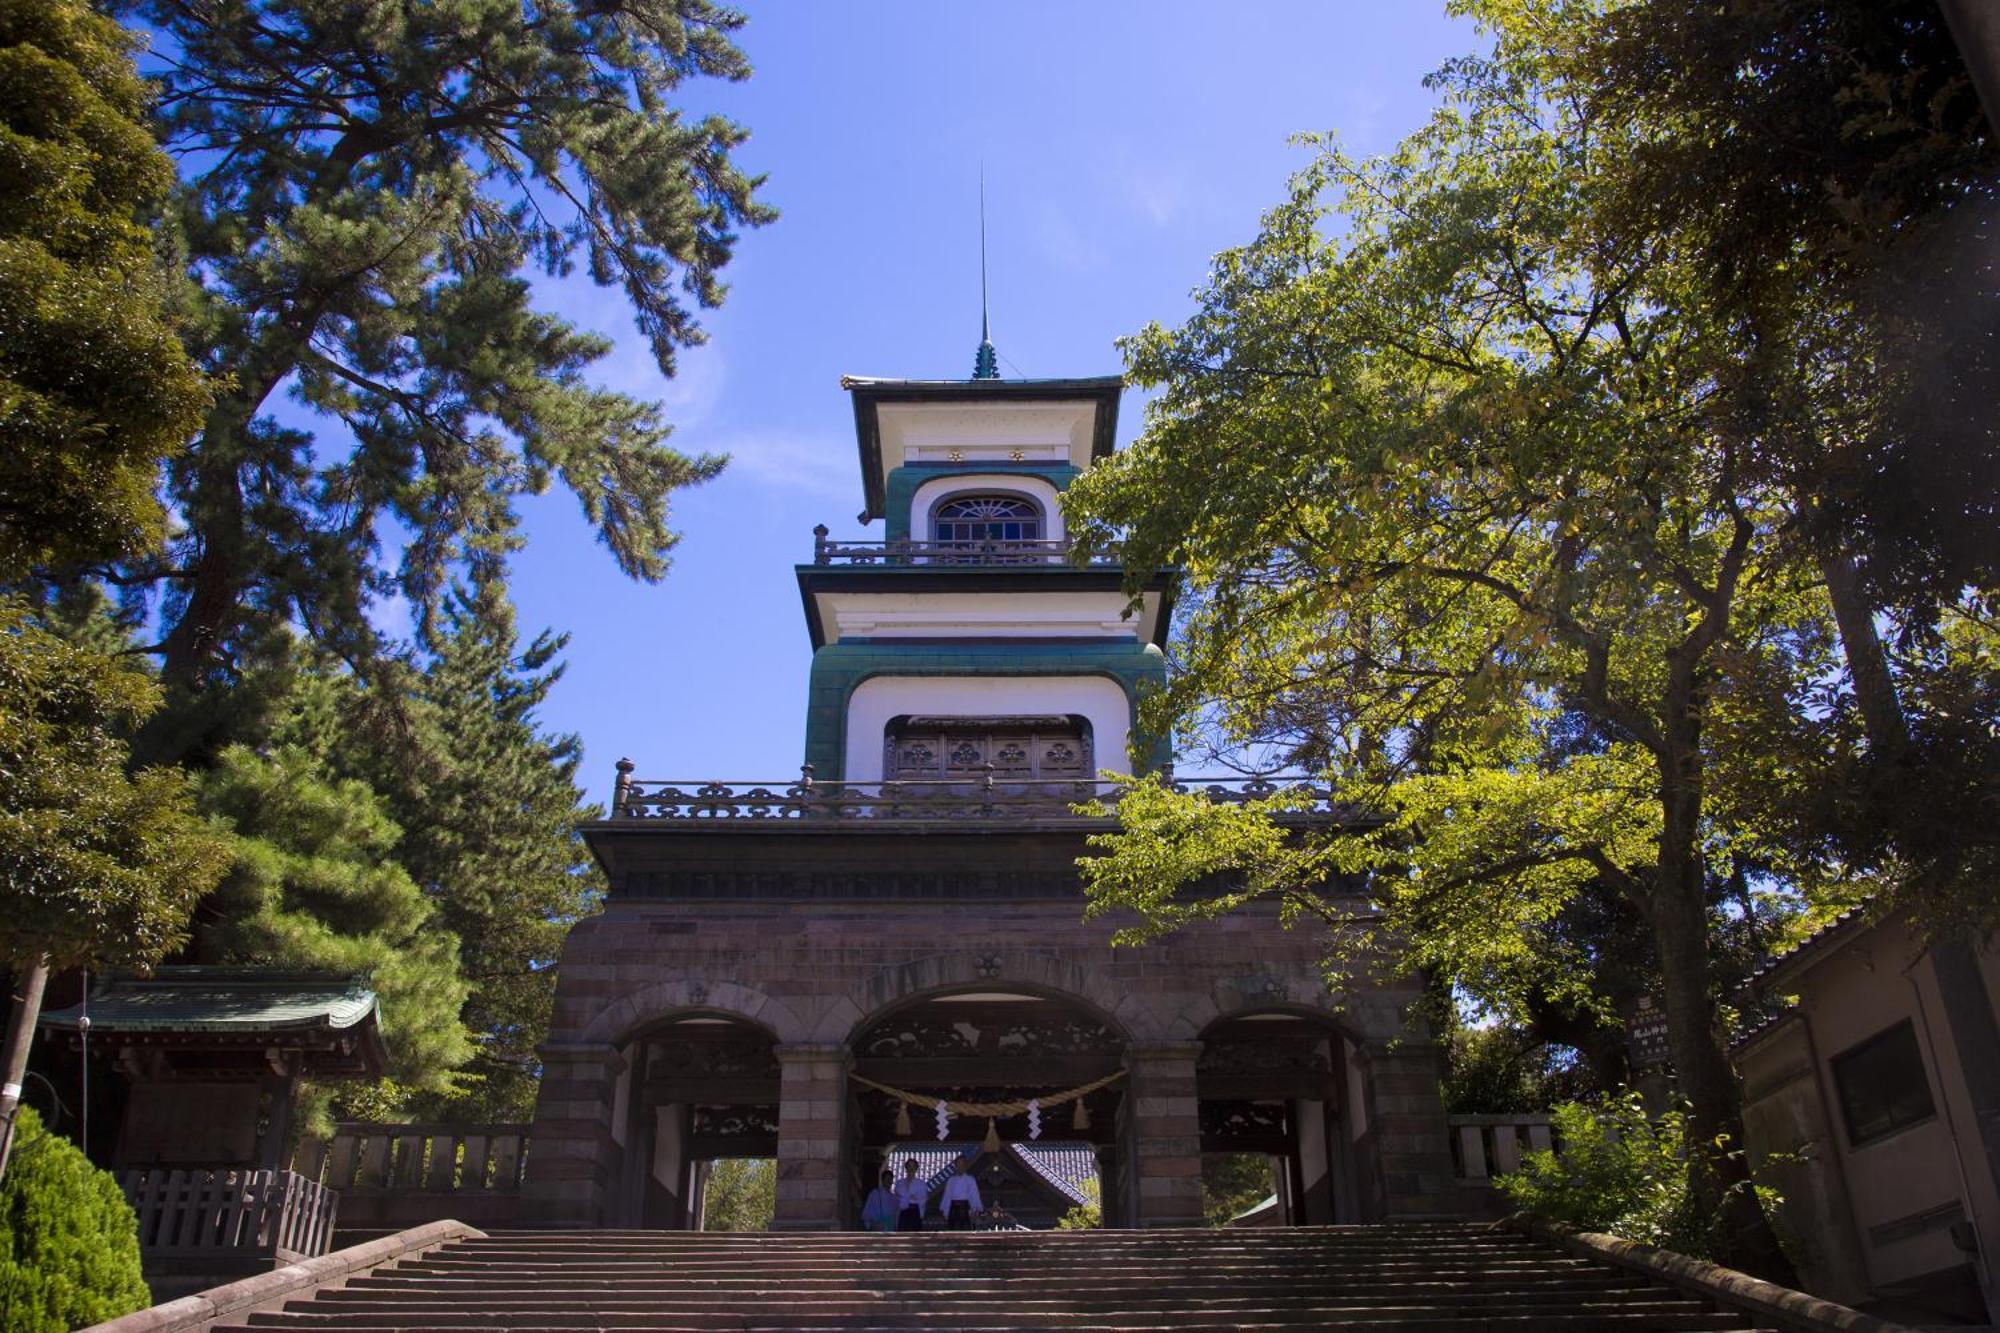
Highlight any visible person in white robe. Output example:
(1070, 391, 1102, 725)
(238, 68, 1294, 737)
(892, 1157, 928, 1232)
(939, 1153, 982, 1230)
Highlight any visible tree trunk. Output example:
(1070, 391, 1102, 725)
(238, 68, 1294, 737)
(0, 958, 50, 1183)
(1652, 661, 1796, 1281)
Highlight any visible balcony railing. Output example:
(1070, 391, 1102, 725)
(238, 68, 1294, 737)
(810, 527, 1119, 567)
(610, 764, 1342, 822)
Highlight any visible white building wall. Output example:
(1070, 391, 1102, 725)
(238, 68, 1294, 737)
(842, 675, 1133, 784)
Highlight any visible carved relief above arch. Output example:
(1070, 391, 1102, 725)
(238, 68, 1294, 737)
(576, 978, 808, 1048)
(817, 950, 1151, 1045)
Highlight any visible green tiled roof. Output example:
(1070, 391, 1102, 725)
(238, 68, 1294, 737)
(38, 967, 379, 1034)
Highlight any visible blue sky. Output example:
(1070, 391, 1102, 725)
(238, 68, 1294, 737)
(501, 3, 1477, 803)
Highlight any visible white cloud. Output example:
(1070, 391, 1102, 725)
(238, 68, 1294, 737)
(711, 430, 855, 500)
(1114, 157, 1188, 229)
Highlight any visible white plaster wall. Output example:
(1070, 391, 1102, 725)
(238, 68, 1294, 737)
(816, 589, 1160, 643)
(909, 473, 1065, 542)
(843, 675, 1133, 783)
(876, 401, 1097, 475)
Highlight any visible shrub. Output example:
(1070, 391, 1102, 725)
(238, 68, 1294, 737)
(1496, 1093, 1705, 1252)
(0, 1107, 151, 1331)
(1056, 1177, 1101, 1230)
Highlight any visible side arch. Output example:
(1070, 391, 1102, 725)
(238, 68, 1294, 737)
(576, 978, 808, 1047)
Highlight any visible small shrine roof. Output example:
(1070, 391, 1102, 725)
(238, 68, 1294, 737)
(884, 1140, 1099, 1208)
(38, 967, 380, 1035)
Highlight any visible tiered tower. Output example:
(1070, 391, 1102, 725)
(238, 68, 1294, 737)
(525, 361, 1455, 1235)
(797, 375, 1173, 791)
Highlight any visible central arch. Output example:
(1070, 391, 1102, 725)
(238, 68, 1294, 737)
(843, 984, 1131, 1229)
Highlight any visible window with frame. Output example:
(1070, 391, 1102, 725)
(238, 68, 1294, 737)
(885, 716, 1091, 784)
(1831, 1019, 1937, 1148)
(932, 495, 1043, 544)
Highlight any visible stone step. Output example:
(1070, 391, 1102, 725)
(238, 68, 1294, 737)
(309, 1288, 1691, 1313)
(210, 1226, 1792, 1333)
(336, 1272, 1648, 1288)
(383, 1259, 1602, 1280)
(234, 1304, 1768, 1328)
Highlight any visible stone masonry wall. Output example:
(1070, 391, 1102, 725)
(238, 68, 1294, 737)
(524, 892, 1456, 1229)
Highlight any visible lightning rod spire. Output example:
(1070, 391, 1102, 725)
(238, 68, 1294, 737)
(973, 168, 999, 379)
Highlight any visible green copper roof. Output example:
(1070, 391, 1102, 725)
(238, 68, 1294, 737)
(38, 967, 380, 1034)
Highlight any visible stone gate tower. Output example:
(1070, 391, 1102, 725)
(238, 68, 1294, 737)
(523, 367, 1457, 1231)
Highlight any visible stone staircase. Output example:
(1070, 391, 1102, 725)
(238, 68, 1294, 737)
(217, 1221, 1789, 1331)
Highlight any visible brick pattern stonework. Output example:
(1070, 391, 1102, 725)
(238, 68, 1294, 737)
(524, 875, 1458, 1230)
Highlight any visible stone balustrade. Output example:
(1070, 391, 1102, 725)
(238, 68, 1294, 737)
(294, 1122, 529, 1231)
(1448, 1112, 1556, 1182)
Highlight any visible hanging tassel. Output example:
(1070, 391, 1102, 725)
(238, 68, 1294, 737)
(894, 1100, 912, 1138)
(983, 1118, 1001, 1153)
(1072, 1098, 1091, 1132)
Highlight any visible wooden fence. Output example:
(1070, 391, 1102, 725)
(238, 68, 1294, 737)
(120, 1167, 337, 1260)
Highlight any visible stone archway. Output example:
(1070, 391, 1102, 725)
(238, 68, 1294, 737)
(841, 984, 1130, 1229)
(609, 1013, 781, 1230)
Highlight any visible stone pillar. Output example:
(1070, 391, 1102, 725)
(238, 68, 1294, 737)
(773, 1042, 849, 1230)
(522, 1041, 625, 1227)
(1126, 1040, 1204, 1227)
(1364, 1039, 1458, 1219)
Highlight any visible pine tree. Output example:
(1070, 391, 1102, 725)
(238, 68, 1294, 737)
(93, 0, 773, 758)
(193, 745, 474, 1097)
(340, 584, 602, 1120)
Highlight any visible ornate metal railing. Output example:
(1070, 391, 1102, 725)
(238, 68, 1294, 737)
(120, 1166, 337, 1261)
(810, 526, 1120, 567)
(610, 763, 1342, 822)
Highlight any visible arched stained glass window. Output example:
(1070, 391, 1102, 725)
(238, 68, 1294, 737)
(934, 495, 1042, 544)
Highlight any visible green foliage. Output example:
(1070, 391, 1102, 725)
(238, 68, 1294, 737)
(0, 1108, 149, 1332)
(1577, 0, 1998, 935)
(0, 0, 208, 578)
(0, 597, 231, 972)
(1068, 0, 1829, 1274)
(1201, 1153, 1274, 1227)
(193, 744, 473, 1095)
(1055, 1176, 1101, 1230)
(260, 581, 602, 1120)
(701, 1158, 774, 1233)
(97, 0, 774, 738)
(1442, 1026, 1596, 1116)
(1491, 1094, 1776, 1262)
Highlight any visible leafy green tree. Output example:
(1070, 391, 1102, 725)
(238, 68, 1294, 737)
(0, 600, 232, 1175)
(0, 1107, 150, 1332)
(701, 1158, 774, 1232)
(0, 0, 208, 577)
(1201, 1153, 1274, 1227)
(1578, 0, 2000, 1227)
(272, 583, 602, 1120)
(95, 0, 770, 753)
(192, 745, 473, 1096)
(1069, 1, 1813, 1276)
